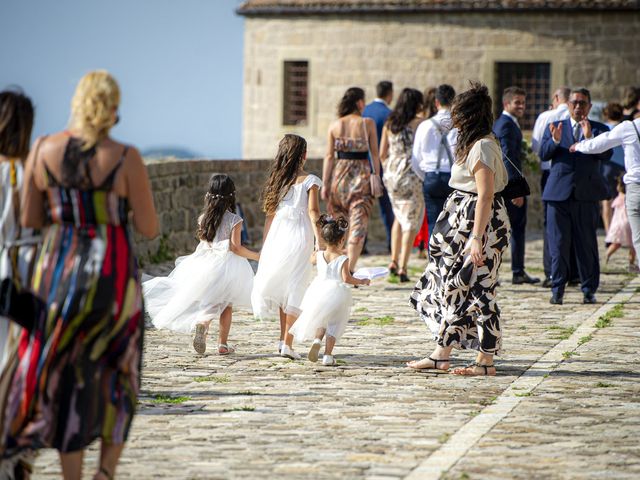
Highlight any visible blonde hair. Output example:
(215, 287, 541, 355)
(70, 70, 120, 150)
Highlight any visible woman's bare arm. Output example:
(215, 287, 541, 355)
(125, 147, 159, 238)
(469, 162, 495, 266)
(366, 118, 381, 175)
(20, 136, 47, 229)
(379, 125, 389, 168)
(308, 185, 325, 250)
(322, 124, 335, 200)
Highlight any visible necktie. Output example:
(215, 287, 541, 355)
(573, 122, 581, 142)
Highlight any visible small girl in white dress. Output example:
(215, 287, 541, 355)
(289, 215, 370, 366)
(143, 174, 259, 355)
(251, 134, 323, 360)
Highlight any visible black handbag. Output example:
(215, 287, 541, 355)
(500, 153, 531, 200)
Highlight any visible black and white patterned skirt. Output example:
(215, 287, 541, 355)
(410, 190, 511, 355)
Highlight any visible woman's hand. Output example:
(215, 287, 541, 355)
(370, 174, 384, 198)
(321, 185, 330, 201)
(468, 237, 484, 267)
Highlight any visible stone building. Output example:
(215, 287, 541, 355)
(237, 0, 640, 159)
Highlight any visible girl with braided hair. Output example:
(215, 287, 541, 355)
(144, 174, 259, 355)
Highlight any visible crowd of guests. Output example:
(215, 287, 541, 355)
(336, 80, 640, 305)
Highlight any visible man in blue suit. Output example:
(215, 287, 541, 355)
(363, 80, 394, 252)
(493, 86, 539, 285)
(540, 88, 612, 305)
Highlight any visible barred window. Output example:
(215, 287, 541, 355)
(283, 61, 308, 126)
(494, 62, 551, 130)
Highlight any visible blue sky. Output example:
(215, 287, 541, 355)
(0, 0, 244, 158)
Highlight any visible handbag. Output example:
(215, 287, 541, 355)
(500, 153, 531, 200)
(362, 118, 384, 198)
(0, 147, 43, 331)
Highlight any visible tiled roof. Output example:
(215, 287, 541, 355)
(237, 0, 640, 15)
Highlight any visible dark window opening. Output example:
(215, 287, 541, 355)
(283, 61, 308, 126)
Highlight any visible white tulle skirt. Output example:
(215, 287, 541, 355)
(289, 278, 352, 342)
(143, 241, 254, 333)
(251, 208, 314, 319)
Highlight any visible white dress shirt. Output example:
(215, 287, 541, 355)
(575, 119, 640, 185)
(501, 110, 520, 129)
(411, 109, 458, 180)
(531, 103, 570, 170)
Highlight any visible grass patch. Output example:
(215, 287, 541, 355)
(515, 392, 532, 397)
(519, 326, 527, 330)
(354, 307, 368, 312)
(438, 433, 451, 443)
(151, 394, 191, 404)
(239, 390, 259, 396)
(335, 359, 347, 365)
(548, 326, 576, 340)
(596, 303, 625, 328)
(543, 374, 549, 379)
(223, 406, 255, 412)
(562, 351, 575, 359)
(356, 315, 394, 326)
(193, 375, 231, 383)
(577, 335, 593, 346)
(387, 276, 399, 284)
(596, 382, 613, 388)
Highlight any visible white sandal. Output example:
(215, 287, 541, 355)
(193, 324, 207, 354)
(218, 344, 236, 355)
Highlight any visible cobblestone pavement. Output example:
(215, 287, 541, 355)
(32, 236, 639, 479)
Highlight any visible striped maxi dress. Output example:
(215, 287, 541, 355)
(2, 139, 143, 456)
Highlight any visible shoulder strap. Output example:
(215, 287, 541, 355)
(362, 117, 374, 173)
(631, 120, 640, 143)
(97, 146, 128, 190)
(430, 118, 454, 170)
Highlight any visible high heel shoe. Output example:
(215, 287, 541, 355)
(388, 260, 399, 276)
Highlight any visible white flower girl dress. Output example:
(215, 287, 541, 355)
(251, 174, 322, 319)
(289, 251, 352, 342)
(144, 211, 254, 332)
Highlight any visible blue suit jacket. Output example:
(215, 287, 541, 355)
(493, 113, 522, 180)
(540, 118, 612, 202)
(363, 100, 391, 146)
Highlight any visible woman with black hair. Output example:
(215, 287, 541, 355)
(379, 88, 424, 282)
(408, 82, 510, 377)
(322, 87, 383, 273)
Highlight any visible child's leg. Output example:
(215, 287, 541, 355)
(218, 306, 232, 346)
(284, 313, 299, 347)
(630, 246, 637, 265)
(324, 335, 336, 355)
(314, 328, 326, 341)
(279, 308, 286, 342)
(606, 243, 621, 262)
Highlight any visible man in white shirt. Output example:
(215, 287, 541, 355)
(531, 86, 571, 287)
(571, 118, 640, 269)
(411, 84, 457, 239)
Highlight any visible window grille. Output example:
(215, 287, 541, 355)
(283, 61, 308, 126)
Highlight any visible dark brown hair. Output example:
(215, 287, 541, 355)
(622, 86, 640, 110)
(316, 214, 348, 245)
(197, 174, 236, 242)
(337, 87, 365, 117)
(423, 87, 437, 119)
(386, 88, 423, 135)
(502, 86, 526, 103)
(0, 88, 34, 159)
(451, 82, 495, 165)
(262, 134, 307, 215)
(617, 174, 626, 194)
(604, 102, 624, 122)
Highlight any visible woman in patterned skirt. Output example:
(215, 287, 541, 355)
(379, 88, 425, 282)
(322, 87, 384, 273)
(3, 71, 158, 479)
(408, 82, 510, 376)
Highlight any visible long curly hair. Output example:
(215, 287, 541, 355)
(386, 88, 423, 134)
(262, 134, 307, 215)
(451, 82, 495, 165)
(197, 174, 236, 242)
(316, 214, 348, 246)
(70, 70, 120, 151)
(0, 88, 34, 160)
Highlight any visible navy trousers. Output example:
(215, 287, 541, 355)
(378, 187, 395, 250)
(422, 172, 453, 239)
(547, 198, 600, 297)
(505, 197, 527, 274)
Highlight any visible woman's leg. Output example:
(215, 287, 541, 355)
(324, 335, 336, 355)
(218, 306, 232, 346)
(93, 441, 125, 479)
(398, 227, 416, 273)
(279, 308, 286, 342)
(407, 345, 453, 371)
(390, 220, 401, 270)
(60, 450, 84, 480)
(606, 243, 621, 262)
(452, 352, 496, 376)
(601, 199, 613, 233)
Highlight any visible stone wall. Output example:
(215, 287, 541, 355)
(136, 157, 542, 265)
(242, 11, 640, 159)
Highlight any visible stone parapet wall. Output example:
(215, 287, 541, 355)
(136, 157, 542, 265)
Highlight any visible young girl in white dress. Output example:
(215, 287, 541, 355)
(251, 134, 323, 360)
(289, 215, 370, 366)
(144, 174, 259, 355)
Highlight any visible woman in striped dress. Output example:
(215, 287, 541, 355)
(2, 71, 158, 479)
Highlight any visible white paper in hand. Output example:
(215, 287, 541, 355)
(353, 267, 389, 280)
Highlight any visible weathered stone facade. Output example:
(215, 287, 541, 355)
(240, 11, 640, 159)
(135, 157, 542, 265)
